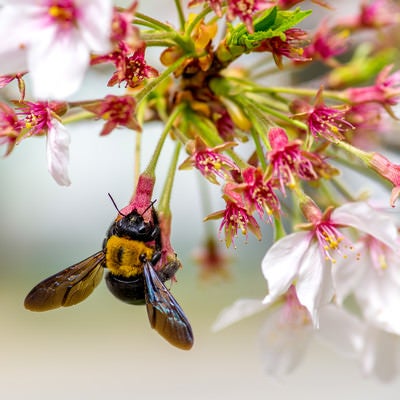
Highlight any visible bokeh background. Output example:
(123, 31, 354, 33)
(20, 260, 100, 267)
(1, 1, 400, 399)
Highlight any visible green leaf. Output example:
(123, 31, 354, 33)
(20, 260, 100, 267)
(228, 7, 312, 53)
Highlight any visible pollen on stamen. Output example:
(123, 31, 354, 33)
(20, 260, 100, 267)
(316, 224, 353, 263)
(378, 254, 388, 270)
(48, 4, 76, 25)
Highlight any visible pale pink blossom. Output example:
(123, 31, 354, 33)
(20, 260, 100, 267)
(319, 307, 400, 381)
(334, 234, 400, 335)
(359, 324, 400, 382)
(213, 287, 364, 376)
(0, 0, 112, 99)
(212, 290, 314, 376)
(261, 202, 398, 326)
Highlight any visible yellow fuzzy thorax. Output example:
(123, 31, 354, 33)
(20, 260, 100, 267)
(105, 235, 154, 278)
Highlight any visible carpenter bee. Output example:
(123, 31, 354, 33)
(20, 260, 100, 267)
(24, 200, 194, 350)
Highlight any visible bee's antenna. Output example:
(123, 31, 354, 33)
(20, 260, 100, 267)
(140, 199, 157, 217)
(108, 193, 127, 217)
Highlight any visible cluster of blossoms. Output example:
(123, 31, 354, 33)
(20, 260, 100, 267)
(2, 0, 400, 381)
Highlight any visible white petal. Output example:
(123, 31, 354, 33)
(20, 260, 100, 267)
(317, 304, 365, 357)
(0, 0, 38, 5)
(296, 242, 334, 327)
(262, 232, 310, 305)
(77, 0, 112, 53)
(361, 326, 400, 382)
(332, 242, 367, 304)
(46, 120, 71, 186)
(258, 306, 313, 376)
(212, 299, 267, 331)
(332, 202, 398, 250)
(0, 47, 28, 75)
(0, 5, 33, 74)
(354, 260, 400, 335)
(28, 28, 89, 99)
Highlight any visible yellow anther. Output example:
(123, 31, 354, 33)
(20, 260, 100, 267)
(378, 254, 388, 270)
(214, 161, 221, 170)
(49, 6, 62, 17)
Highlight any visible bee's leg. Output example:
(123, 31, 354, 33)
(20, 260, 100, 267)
(150, 250, 162, 265)
(156, 257, 181, 283)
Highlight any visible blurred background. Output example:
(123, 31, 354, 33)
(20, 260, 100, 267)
(1, 1, 400, 399)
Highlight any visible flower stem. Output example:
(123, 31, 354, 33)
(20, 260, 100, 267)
(61, 110, 94, 124)
(273, 217, 286, 241)
(134, 132, 142, 188)
(256, 86, 348, 103)
(250, 128, 267, 171)
(134, 12, 174, 31)
(133, 100, 147, 187)
(335, 140, 371, 163)
(144, 39, 177, 47)
(158, 141, 182, 216)
(174, 0, 185, 31)
(140, 31, 178, 41)
(255, 101, 308, 130)
(144, 104, 185, 178)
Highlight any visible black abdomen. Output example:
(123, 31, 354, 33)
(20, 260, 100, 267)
(105, 272, 146, 305)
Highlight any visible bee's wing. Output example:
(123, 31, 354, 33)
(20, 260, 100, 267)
(144, 262, 194, 350)
(24, 251, 105, 312)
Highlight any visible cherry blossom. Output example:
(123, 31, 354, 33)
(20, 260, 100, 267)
(107, 45, 159, 89)
(302, 20, 348, 63)
(235, 165, 280, 219)
(82, 95, 141, 136)
(17, 101, 71, 185)
(193, 236, 232, 280)
(0, 0, 112, 99)
(205, 183, 262, 247)
(179, 137, 239, 184)
(261, 202, 398, 326)
(190, 0, 269, 33)
(267, 126, 333, 193)
(255, 28, 309, 67)
(291, 89, 354, 142)
(368, 152, 400, 206)
(338, 0, 399, 30)
(358, 324, 400, 382)
(345, 65, 400, 118)
(213, 286, 364, 376)
(334, 233, 400, 335)
(0, 102, 22, 155)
